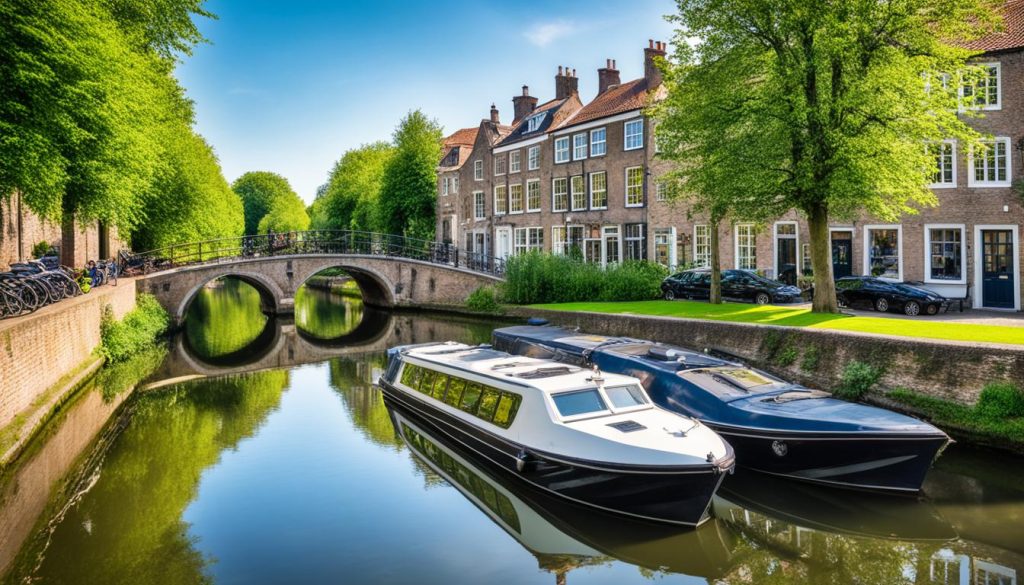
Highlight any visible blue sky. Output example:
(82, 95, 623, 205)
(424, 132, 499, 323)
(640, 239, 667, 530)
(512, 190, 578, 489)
(175, 0, 677, 203)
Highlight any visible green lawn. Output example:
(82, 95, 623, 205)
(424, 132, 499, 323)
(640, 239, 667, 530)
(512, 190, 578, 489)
(528, 300, 1024, 345)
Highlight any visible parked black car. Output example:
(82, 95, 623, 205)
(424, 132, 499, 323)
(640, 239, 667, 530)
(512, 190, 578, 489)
(661, 269, 803, 304)
(835, 276, 949, 316)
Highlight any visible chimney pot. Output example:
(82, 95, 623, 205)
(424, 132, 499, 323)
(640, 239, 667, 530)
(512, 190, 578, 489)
(597, 57, 621, 95)
(522, 85, 529, 96)
(490, 103, 500, 124)
(512, 85, 538, 124)
(644, 40, 666, 87)
(558, 65, 563, 75)
(649, 39, 654, 48)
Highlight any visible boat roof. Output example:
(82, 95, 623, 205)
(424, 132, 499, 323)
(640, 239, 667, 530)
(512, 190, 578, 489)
(401, 342, 641, 394)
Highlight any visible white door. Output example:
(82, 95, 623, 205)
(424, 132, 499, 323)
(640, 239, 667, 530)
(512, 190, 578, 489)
(494, 227, 512, 260)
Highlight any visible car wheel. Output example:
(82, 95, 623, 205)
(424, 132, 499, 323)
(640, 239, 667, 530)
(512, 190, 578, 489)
(874, 297, 889, 312)
(664, 289, 676, 301)
(755, 292, 771, 305)
(926, 303, 939, 316)
(904, 301, 921, 316)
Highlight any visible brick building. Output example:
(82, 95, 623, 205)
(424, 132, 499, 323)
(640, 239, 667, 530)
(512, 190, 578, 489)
(438, 14, 1024, 312)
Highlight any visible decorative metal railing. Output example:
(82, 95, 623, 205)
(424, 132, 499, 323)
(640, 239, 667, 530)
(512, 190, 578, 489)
(120, 230, 506, 277)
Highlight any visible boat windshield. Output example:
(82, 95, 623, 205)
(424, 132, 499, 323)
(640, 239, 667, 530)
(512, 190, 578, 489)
(605, 384, 648, 408)
(552, 389, 609, 417)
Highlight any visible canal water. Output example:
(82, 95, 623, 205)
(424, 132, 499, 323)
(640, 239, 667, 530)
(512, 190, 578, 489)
(1, 278, 1021, 584)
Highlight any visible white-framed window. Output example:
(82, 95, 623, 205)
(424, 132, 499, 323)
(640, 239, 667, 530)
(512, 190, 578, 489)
(451, 175, 459, 194)
(526, 112, 546, 132)
(552, 226, 567, 255)
(526, 179, 541, 212)
(513, 227, 543, 255)
(441, 176, 450, 196)
(573, 133, 588, 160)
(624, 119, 644, 150)
(925, 225, 966, 283)
(655, 181, 667, 201)
(509, 184, 524, 214)
(590, 128, 606, 156)
(509, 150, 521, 173)
(969, 137, 1011, 187)
(494, 154, 506, 176)
(473, 191, 485, 220)
(528, 145, 540, 170)
(589, 171, 607, 209)
(571, 175, 586, 211)
(735, 224, 757, 270)
(654, 227, 677, 270)
(554, 137, 570, 163)
(474, 160, 483, 181)
(567, 225, 584, 257)
(929, 141, 956, 188)
(694, 224, 711, 268)
(864, 224, 902, 281)
(552, 178, 568, 212)
(773, 221, 799, 281)
(624, 223, 646, 261)
(493, 185, 507, 215)
(961, 62, 1000, 110)
(625, 167, 644, 207)
(602, 225, 622, 266)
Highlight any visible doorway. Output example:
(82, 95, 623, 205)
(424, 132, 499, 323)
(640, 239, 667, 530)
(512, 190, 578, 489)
(494, 227, 511, 261)
(831, 231, 853, 279)
(981, 229, 1015, 309)
(774, 222, 798, 285)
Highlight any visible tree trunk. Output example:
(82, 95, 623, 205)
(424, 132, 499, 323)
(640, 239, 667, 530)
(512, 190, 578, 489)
(807, 202, 838, 313)
(710, 215, 722, 304)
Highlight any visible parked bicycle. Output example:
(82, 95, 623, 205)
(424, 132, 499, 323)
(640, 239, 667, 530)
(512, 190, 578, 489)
(0, 259, 82, 319)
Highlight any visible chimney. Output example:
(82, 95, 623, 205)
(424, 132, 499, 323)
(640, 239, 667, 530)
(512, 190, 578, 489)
(555, 65, 578, 100)
(490, 103, 500, 124)
(644, 40, 667, 87)
(597, 58, 620, 95)
(512, 85, 538, 124)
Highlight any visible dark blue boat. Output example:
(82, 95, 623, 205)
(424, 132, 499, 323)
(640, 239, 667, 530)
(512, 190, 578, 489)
(492, 325, 951, 494)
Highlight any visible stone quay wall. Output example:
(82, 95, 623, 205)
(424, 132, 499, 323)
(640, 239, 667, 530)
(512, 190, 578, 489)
(508, 307, 1024, 405)
(0, 280, 137, 429)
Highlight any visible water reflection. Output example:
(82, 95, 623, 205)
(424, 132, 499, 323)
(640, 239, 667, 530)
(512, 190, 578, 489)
(3, 292, 1023, 583)
(185, 278, 270, 360)
(295, 285, 364, 340)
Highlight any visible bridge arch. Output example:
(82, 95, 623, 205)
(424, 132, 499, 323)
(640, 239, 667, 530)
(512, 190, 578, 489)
(292, 262, 394, 307)
(174, 270, 284, 325)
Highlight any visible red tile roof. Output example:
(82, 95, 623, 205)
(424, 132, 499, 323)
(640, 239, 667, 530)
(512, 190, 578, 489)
(444, 127, 479, 147)
(958, 0, 1024, 52)
(557, 79, 654, 129)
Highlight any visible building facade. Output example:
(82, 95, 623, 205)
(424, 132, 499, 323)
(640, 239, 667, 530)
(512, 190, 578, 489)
(437, 18, 1024, 311)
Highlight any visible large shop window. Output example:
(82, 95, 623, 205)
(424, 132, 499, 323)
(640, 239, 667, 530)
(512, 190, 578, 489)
(735, 224, 757, 270)
(866, 227, 901, 280)
(694, 225, 711, 268)
(624, 223, 646, 261)
(926, 227, 964, 282)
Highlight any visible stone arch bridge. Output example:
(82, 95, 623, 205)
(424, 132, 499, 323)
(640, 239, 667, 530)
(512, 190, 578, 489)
(130, 230, 504, 325)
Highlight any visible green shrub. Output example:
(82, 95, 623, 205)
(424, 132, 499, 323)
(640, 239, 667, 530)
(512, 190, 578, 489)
(99, 294, 170, 362)
(31, 241, 53, 258)
(502, 252, 668, 304)
(975, 382, 1024, 420)
(800, 346, 820, 372)
(775, 345, 798, 367)
(834, 361, 883, 400)
(465, 286, 503, 314)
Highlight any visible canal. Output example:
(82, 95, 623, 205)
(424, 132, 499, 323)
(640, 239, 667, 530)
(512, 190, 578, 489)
(0, 277, 1021, 584)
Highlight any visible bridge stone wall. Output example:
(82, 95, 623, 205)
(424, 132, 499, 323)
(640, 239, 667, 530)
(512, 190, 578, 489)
(137, 254, 502, 325)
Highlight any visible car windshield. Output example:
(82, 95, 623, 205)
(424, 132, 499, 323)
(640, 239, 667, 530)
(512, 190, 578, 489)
(552, 389, 608, 417)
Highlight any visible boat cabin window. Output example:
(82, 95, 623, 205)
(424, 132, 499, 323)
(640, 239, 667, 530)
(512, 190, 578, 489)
(399, 363, 523, 429)
(683, 367, 780, 398)
(604, 384, 648, 409)
(553, 389, 609, 417)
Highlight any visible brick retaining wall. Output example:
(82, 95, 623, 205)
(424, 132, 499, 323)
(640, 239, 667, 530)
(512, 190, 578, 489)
(0, 280, 137, 428)
(509, 307, 1024, 404)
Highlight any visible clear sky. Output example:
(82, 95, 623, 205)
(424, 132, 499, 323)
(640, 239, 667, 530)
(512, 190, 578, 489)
(175, 0, 677, 204)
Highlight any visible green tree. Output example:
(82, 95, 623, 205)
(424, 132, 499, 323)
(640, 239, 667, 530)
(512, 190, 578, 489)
(312, 142, 395, 232)
(232, 171, 307, 235)
(377, 111, 443, 240)
(659, 0, 998, 312)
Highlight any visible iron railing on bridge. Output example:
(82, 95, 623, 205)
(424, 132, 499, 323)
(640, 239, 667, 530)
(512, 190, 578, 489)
(120, 230, 506, 277)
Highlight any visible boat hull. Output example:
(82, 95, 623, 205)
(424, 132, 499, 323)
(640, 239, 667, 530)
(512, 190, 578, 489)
(707, 423, 949, 492)
(380, 379, 731, 527)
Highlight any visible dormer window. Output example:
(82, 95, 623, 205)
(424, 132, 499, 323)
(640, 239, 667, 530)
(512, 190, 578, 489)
(526, 112, 546, 133)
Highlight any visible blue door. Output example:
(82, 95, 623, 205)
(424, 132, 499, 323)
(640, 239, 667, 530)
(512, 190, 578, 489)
(981, 230, 1015, 309)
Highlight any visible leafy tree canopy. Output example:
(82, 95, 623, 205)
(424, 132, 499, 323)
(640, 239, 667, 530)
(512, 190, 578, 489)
(232, 171, 307, 235)
(656, 0, 1000, 312)
(311, 142, 395, 232)
(377, 111, 443, 240)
